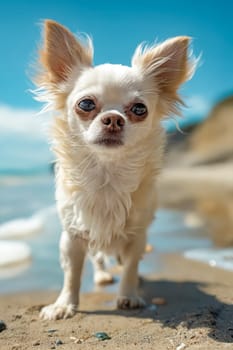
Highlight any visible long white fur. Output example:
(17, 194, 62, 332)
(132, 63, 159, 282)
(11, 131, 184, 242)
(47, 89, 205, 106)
(33, 20, 195, 320)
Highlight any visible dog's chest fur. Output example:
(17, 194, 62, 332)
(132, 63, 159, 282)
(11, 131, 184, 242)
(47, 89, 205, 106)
(54, 133, 161, 252)
(57, 154, 144, 249)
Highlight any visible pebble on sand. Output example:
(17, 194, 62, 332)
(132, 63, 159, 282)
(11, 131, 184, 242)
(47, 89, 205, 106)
(0, 320, 6, 332)
(151, 297, 167, 305)
(176, 343, 186, 350)
(55, 339, 63, 346)
(94, 332, 111, 341)
(32, 340, 40, 346)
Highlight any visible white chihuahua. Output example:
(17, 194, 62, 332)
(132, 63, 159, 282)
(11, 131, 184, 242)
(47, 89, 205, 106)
(34, 20, 195, 320)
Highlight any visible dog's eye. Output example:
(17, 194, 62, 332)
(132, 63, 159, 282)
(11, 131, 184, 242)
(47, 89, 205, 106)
(130, 103, 147, 116)
(78, 99, 96, 112)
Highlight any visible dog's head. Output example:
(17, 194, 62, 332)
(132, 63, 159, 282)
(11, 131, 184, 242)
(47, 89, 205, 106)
(34, 20, 196, 155)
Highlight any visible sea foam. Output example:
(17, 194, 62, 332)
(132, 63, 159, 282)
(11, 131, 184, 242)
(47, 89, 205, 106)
(0, 205, 56, 239)
(184, 248, 233, 271)
(0, 240, 31, 268)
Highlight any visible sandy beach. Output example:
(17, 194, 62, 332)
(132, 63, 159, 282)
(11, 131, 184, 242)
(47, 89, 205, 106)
(1, 254, 233, 350)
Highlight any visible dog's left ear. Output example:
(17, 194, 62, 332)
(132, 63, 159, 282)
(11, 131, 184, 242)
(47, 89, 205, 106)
(132, 37, 196, 115)
(38, 20, 93, 85)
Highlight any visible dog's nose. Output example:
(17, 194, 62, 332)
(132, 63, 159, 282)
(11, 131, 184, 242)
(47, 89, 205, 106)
(101, 114, 125, 132)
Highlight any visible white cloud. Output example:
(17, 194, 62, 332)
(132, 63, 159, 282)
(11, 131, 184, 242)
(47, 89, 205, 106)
(0, 104, 53, 171)
(184, 95, 211, 116)
(0, 104, 51, 139)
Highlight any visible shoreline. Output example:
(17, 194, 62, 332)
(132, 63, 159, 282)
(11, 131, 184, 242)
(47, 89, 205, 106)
(1, 254, 233, 350)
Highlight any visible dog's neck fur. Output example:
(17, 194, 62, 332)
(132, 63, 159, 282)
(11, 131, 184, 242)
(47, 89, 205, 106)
(53, 115, 164, 252)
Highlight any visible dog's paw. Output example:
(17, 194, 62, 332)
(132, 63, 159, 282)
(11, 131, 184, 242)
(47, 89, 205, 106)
(39, 303, 77, 320)
(94, 270, 114, 285)
(117, 296, 146, 309)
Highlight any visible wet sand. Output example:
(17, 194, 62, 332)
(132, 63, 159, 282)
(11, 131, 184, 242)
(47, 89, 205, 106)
(1, 254, 233, 350)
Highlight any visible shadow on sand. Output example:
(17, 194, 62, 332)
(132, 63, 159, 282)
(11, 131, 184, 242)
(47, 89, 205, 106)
(81, 278, 233, 344)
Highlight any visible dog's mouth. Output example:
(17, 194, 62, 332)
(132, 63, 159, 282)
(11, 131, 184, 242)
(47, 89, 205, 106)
(94, 137, 124, 147)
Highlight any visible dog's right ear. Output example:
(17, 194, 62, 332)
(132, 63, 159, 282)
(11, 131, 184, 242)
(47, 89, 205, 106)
(38, 20, 93, 85)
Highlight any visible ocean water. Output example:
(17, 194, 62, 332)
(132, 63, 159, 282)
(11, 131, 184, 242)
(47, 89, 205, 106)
(1, 170, 232, 295)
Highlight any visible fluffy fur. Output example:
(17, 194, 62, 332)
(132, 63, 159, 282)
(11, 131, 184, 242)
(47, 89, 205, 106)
(33, 20, 196, 320)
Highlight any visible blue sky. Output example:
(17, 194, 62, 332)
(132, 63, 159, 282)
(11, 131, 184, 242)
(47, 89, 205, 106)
(0, 0, 233, 111)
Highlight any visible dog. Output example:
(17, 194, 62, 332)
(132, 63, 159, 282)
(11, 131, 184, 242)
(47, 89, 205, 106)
(33, 19, 196, 320)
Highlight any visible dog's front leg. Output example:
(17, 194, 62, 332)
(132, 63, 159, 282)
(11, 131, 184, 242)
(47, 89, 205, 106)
(40, 231, 87, 320)
(117, 233, 146, 309)
(91, 252, 114, 285)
